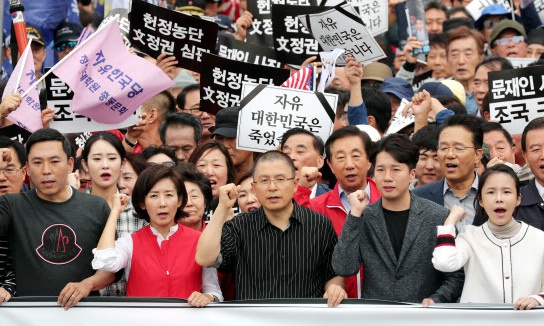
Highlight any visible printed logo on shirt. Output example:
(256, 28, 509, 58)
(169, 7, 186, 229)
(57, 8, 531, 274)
(36, 224, 82, 265)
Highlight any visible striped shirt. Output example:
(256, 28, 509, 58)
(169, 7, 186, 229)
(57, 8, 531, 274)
(0, 237, 15, 295)
(217, 202, 338, 300)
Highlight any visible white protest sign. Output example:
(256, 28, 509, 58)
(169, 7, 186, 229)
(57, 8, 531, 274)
(298, 3, 386, 65)
(385, 99, 412, 135)
(319, 0, 388, 36)
(466, 0, 512, 21)
(535, 0, 544, 23)
(506, 57, 537, 69)
(237, 83, 337, 152)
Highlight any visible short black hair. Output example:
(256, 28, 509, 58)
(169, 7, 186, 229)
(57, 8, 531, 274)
(447, 6, 472, 20)
(125, 153, 149, 176)
(280, 127, 325, 156)
(176, 83, 200, 109)
(188, 141, 236, 184)
(522, 117, 544, 152)
(481, 122, 513, 147)
(440, 114, 483, 149)
(159, 112, 203, 145)
(252, 150, 295, 179)
(176, 162, 213, 217)
(25, 128, 73, 160)
(411, 124, 440, 152)
(371, 134, 419, 170)
(325, 125, 373, 162)
(425, 0, 447, 14)
(141, 145, 178, 164)
(475, 56, 513, 73)
(82, 132, 126, 162)
(144, 90, 176, 121)
(429, 33, 448, 49)
(0, 136, 26, 166)
(132, 165, 188, 223)
(363, 87, 391, 134)
(434, 95, 467, 115)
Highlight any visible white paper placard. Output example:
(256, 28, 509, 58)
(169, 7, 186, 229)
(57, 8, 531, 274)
(319, 0, 388, 36)
(466, 0, 512, 21)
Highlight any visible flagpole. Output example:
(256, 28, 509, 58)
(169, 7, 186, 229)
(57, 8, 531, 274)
(21, 19, 117, 97)
(13, 41, 30, 93)
(312, 62, 317, 92)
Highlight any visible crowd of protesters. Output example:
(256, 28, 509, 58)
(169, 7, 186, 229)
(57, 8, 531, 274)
(0, 0, 543, 312)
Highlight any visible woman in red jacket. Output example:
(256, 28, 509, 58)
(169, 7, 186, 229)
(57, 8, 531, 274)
(92, 165, 223, 306)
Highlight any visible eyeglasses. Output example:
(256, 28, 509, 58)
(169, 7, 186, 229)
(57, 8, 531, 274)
(55, 41, 78, 52)
(494, 35, 525, 47)
(253, 177, 295, 187)
(483, 17, 507, 29)
(437, 145, 475, 154)
(149, 161, 177, 167)
(181, 108, 204, 116)
(0, 166, 23, 176)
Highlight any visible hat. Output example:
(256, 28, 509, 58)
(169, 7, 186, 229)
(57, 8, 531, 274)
(211, 14, 236, 32)
(418, 82, 454, 98)
(489, 20, 526, 48)
(362, 62, 392, 82)
(440, 80, 466, 106)
(173, 70, 197, 89)
(54, 22, 83, 47)
(209, 106, 240, 138)
(442, 18, 474, 35)
(380, 77, 414, 101)
(26, 25, 45, 46)
(474, 4, 521, 30)
(175, 0, 205, 15)
(527, 28, 544, 45)
(356, 125, 381, 142)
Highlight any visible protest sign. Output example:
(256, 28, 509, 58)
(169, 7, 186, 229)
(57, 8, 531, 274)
(506, 57, 537, 69)
(298, 3, 386, 65)
(47, 19, 173, 124)
(318, 0, 388, 36)
(488, 65, 544, 136)
(217, 35, 283, 68)
(3, 42, 42, 132)
(385, 99, 412, 136)
(44, 70, 141, 134)
(200, 53, 291, 115)
(466, 0, 512, 21)
(247, 0, 317, 48)
(535, 0, 544, 23)
(272, 4, 325, 65)
(0, 124, 31, 144)
(237, 83, 336, 152)
(129, 0, 218, 72)
(100, 7, 131, 47)
(405, 0, 429, 56)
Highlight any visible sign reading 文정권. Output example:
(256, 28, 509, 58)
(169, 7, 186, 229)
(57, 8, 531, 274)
(237, 83, 336, 152)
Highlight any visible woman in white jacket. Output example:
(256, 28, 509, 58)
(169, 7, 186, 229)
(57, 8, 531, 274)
(432, 164, 544, 310)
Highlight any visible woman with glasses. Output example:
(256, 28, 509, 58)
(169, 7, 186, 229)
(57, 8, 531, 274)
(92, 165, 223, 305)
(141, 146, 178, 167)
(82, 132, 145, 296)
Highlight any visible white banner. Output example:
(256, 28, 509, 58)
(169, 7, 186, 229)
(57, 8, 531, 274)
(319, 0, 388, 36)
(1, 299, 543, 325)
(466, 0, 512, 21)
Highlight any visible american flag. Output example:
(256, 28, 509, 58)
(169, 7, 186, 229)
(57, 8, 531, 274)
(281, 64, 314, 91)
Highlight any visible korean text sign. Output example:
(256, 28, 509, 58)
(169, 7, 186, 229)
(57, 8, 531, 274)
(217, 35, 283, 68)
(488, 65, 544, 136)
(237, 83, 337, 152)
(318, 0, 388, 36)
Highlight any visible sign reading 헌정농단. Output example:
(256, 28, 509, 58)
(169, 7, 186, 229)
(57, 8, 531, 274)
(237, 83, 337, 152)
(129, 0, 218, 73)
(298, 2, 386, 65)
(487, 65, 544, 136)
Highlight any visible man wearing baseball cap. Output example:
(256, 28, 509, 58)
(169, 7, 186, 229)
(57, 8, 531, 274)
(210, 106, 254, 174)
(489, 20, 528, 58)
(26, 25, 46, 75)
(54, 22, 83, 61)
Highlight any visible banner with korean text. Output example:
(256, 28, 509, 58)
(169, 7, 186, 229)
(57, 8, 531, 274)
(487, 65, 544, 136)
(50, 19, 173, 124)
(298, 2, 386, 65)
(130, 0, 218, 73)
(237, 83, 336, 152)
(318, 0, 388, 36)
(200, 53, 290, 115)
(217, 35, 283, 68)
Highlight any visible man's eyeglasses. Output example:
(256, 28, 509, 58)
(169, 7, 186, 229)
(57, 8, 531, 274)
(181, 108, 204, 116)
(253, 177, 295, 187)
(149, 161, 177, 167)
(437, 145, 475, 154)
(55, 41, 78, 52)
(494, 35, 525, 46)
(0, 166, 23, 176)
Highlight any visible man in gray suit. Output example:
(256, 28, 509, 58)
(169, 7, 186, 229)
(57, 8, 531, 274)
(332, 134, 463, 305)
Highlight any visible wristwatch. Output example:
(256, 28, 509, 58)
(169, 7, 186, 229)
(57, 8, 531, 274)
(124, 136, 137, 147)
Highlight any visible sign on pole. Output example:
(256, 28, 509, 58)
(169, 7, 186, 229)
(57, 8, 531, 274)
(237, 83, 337, 152)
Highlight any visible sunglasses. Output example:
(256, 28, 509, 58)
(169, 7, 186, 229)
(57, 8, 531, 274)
(483, 17, 507, 29)
(55, 41, 78, 52)
(494, 35, 525, 46)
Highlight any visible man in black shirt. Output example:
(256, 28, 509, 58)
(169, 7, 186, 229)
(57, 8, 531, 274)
(332, 134, 464, 305)
(197, 151, 346, 305)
